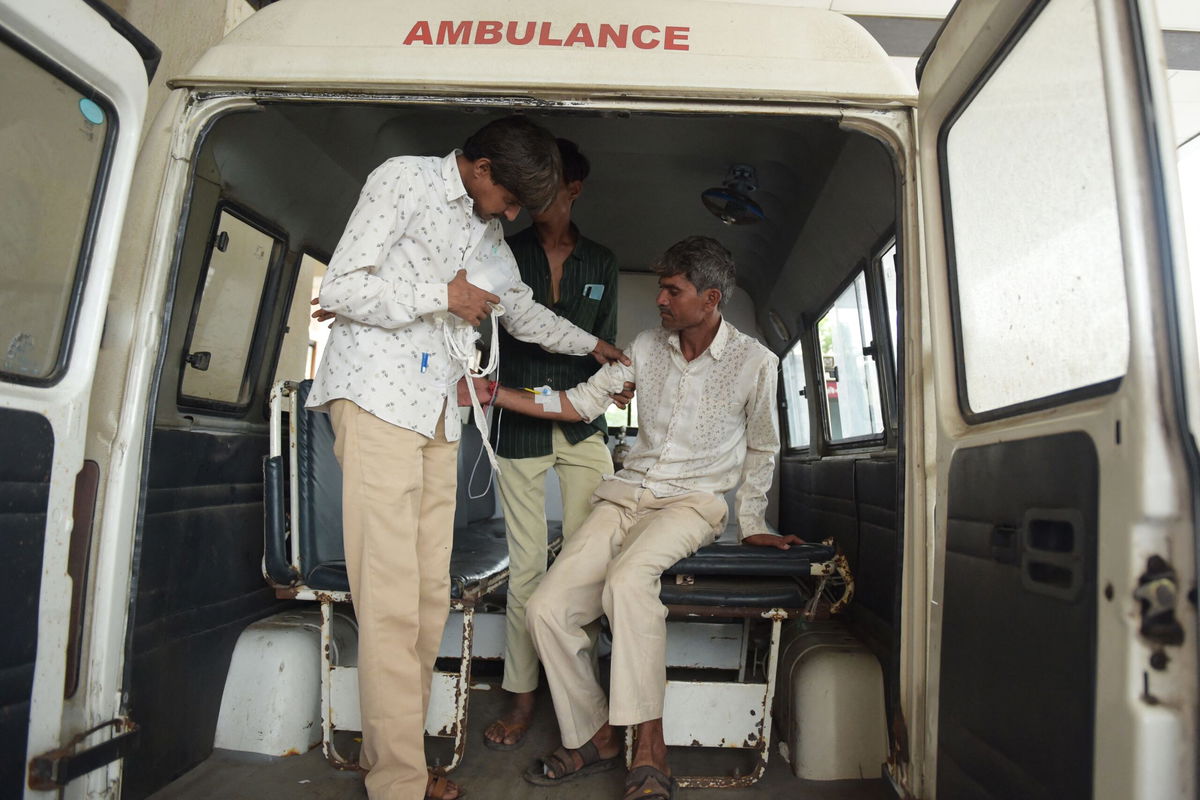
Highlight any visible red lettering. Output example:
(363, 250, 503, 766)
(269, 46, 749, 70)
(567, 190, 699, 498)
(598, 23, 628, 48)
(403, 20, 432, 46)
(563, 22, 595, 48)
(475, 20, 502, 44)
(507, 20, 536, 45)
(538, 21, 562, 46)
(436, 20, 472, 45)
(632, 25, 660, 49)
(664, 26, 689, 51)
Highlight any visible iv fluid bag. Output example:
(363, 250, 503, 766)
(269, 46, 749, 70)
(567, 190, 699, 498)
(469, 255, 515, 297)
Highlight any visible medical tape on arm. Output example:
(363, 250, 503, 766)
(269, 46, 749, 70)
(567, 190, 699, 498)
(532, 385, 562, 414)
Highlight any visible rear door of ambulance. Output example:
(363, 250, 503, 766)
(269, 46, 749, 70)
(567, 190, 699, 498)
(916, 0, 1198, 798)
(0, 1, 149, 797)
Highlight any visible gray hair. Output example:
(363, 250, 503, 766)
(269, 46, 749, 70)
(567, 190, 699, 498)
(653, 236, 736, 307)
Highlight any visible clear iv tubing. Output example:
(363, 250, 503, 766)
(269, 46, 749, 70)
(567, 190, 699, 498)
(442, 305, 504, 478)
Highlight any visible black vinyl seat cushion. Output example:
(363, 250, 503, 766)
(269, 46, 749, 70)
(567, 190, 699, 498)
(659, 541, 835, 608)
(660, 578, 810, 607)
(300, 519, 562, 599)
(664, 541, 834, 577)
(273, 380, 546, 601)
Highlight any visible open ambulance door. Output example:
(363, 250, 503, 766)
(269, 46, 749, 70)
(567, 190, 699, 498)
(0, 1, 151, 796)
(915, 0, 1198, 798)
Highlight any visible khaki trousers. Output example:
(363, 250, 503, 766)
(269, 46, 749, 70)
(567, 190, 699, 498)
(526, 480, 728, 749)
(329, 400, 458, 800)
(496, 429, 612, 693)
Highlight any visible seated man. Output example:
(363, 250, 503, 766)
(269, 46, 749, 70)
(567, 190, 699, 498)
(485, 235, 803, 800)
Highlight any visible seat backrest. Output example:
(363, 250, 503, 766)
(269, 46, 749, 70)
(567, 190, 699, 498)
(292, 380, 496, 584)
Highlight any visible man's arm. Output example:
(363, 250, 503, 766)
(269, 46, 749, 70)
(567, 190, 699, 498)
(498, 273, 629, 365)
(492, 357, 636, 421)
(735, 353, 802, 547)
(318, 160, 449, 329)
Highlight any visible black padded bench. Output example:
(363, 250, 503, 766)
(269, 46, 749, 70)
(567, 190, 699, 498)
(263, 379, 534, 772)
(646, 537, 852, 787)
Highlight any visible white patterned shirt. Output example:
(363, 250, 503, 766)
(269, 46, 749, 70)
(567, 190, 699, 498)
(566, 318, 780, 539)
(307, 152, 599, 440)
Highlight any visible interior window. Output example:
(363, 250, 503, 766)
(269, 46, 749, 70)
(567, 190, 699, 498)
(780, 337, 810, 449)
(274, 253, 329, 384)
(880, 242, 898, 376)
(605, 395, 638, 432)
(1180, 136, 1199, 340)
(180, 208, 282, 405)
(941, 0, 1128, 417)
(817, 272, 884, 443)
(0, 38, 114, 383)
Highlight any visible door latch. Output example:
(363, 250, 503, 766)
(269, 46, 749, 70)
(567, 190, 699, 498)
(1134, 555, 1184, 647)
(28, 716, 139, 790)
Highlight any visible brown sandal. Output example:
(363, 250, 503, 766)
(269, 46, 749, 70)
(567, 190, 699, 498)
(622, 765, 676, 800)
(483, 716, 530, 750)
(425, 772, 464, 800)
(522, 740, 621, 786)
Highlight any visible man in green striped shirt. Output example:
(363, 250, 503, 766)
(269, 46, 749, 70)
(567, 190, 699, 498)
(484, 139, 619, 750)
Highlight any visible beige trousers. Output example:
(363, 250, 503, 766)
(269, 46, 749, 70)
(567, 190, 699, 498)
(329, 400, 458, 800)
(526, 479, 728, 749)
(496, 429, 612, 693)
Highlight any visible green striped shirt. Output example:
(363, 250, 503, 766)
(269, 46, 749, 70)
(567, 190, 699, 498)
(494, 226, 619, 458)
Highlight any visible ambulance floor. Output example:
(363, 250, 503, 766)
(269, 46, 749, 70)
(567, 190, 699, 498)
(148, 673, 895, 800)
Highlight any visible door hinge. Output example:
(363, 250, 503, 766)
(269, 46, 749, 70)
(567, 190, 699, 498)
(28, 716, 139, 790)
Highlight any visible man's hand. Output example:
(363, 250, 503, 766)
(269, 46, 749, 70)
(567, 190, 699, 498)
(310, 298, 335, 323)
(592, 339, 630, 366)
(610, 381, 635, 410)
(456, 376, 493, 407)
(448, 269, 500, 326)
(743, 533, 806, 550)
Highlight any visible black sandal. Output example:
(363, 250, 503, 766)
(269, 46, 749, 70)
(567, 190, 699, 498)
(622, 764, 676, 800)
(522, 740, 621, 786)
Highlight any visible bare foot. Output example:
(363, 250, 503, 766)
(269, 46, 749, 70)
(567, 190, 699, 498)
(629, 718, 669, 774)
(483, 691, 535, 748)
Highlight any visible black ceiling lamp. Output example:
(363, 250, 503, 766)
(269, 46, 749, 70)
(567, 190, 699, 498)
(701, 164, 765, 225)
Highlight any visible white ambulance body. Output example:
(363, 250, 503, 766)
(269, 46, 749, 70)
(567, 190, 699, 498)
(0, 0, 1196, 798)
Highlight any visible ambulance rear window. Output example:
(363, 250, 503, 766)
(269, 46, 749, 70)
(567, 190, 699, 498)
(0, 35, 116, 385)
(939, 0, 1128, 419)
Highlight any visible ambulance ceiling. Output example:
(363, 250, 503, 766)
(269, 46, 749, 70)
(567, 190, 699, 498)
(174, 0, 915, 105)
(201, 103, 896, 344)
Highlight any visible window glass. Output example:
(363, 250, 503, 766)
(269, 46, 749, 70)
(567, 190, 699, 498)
(818, 273, 883, 442)
(181, 210, 279, 404)
(0, 39, 113, 382)
(881, 242, 899, 375)
(605, 395, 638, 431)
(780, 338, 810, 449)
(273, 254, 329, 384)
(943, 0, 1128, 415)
(1180, 136, 1200, 344)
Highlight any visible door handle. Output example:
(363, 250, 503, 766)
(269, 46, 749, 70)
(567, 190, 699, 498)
(1019, 509, 1085, 602)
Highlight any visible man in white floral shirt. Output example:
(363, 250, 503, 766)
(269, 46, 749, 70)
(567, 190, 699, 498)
(488, 236, 803, 800)
(307, 116, 626, 800)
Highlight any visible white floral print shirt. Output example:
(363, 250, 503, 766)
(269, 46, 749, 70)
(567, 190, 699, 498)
(566, 318, 780, 539)
(307, 152, 598, 440)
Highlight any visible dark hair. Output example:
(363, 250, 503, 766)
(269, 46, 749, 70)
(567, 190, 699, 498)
(556, 138, 590, 184)
(653, 236, 736, 308)
(462, 116, 561, 212)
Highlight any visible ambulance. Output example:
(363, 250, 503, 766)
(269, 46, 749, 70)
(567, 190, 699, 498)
(0, 0, 1196, 797)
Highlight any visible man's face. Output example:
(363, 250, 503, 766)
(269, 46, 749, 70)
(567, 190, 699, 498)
(656, 272, 715, 331)
(464, 158, 522, 221)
